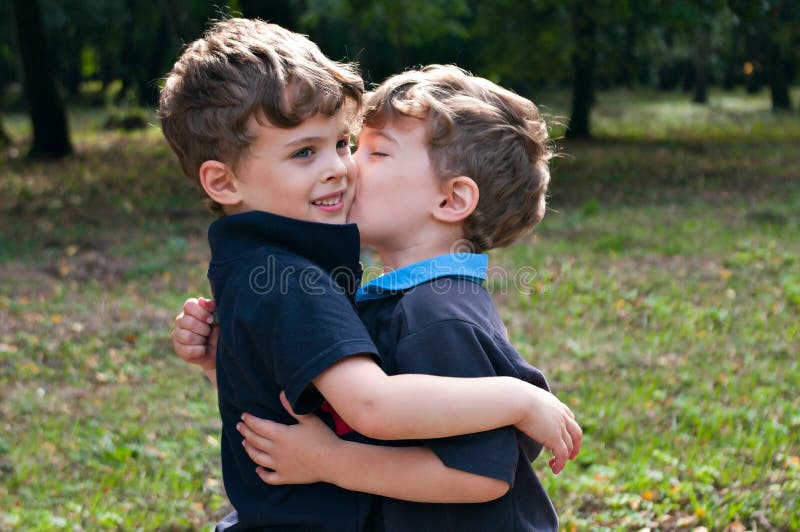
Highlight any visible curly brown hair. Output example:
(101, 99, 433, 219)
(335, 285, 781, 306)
(158, 18, 363, 214)
(364, 65, 552, 252)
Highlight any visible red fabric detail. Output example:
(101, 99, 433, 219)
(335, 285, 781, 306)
(320, 400, 355, 435)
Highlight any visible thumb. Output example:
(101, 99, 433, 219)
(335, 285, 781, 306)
(198, 297, 216, 312)
(209, 325, 220, 349)
(279, 391, 302, 421)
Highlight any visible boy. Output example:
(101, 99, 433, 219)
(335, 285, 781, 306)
(174, 62, 575, 530)
(162, 19, 579, 531)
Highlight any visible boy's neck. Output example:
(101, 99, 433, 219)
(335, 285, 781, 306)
(376, 239, 465, 273)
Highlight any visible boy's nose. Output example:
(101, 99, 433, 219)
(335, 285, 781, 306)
(322, 167, 347, 183)
(322, 158, 350, 183)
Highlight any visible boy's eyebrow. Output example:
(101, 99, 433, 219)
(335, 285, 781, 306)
(364, 129, 398, 144)
(284, 129, 352, 148)
(283, 136, 326, 148)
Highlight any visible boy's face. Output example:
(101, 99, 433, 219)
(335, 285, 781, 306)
(230, 111, 356, 224)
(349, 116, 442, 248)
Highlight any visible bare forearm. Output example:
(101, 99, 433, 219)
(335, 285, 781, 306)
(316, 359, 531, 440)
(323, 441, 508, 503)
(358, 373, 530, 440)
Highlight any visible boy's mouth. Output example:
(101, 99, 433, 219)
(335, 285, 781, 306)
(311, 191, 345, 212)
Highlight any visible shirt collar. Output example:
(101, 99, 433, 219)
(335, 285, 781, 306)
(208, 210, 363, 295)
(356, 253, 488, 302)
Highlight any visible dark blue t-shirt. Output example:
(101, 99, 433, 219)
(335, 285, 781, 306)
(207, 211, 379, 531)
(357, 254, 558, 532)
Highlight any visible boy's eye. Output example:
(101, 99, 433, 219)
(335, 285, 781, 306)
(336, 139, 352, 152)
(292, 147, 314, 159)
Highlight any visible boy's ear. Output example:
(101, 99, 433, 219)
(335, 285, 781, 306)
(198, 160, 242, 207)
(432, 176, 479, 223)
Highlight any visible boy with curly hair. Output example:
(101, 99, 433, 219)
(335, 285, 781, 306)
(162, 19, 579, 531)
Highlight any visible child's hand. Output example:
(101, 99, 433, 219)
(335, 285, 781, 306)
(517, 386, 582, 475)
(238, 392, 341, 486)
(171, 297, 218, 373)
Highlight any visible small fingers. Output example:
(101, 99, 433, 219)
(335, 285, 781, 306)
(255, 466, 283, 485)
(279, 391, 302, 421)
(550, 453, 565, 475)
(209, 326, 220, 349)
(174, 327, 210, 346)
(242, 440, 274, 469)
(175, 344, 211, 360)
(550, 440, 568, 475)
(178, 313, 212, 337)
(568, 419, 583, 460)
(183, 298, 215, 325)
(198, 297, 216, 313)
(237, 420, 275, 451)
(563, 424, 574, 458)
(241, 413, 288, 440)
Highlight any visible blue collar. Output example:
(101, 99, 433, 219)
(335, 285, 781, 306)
(356, 253, 488, 302)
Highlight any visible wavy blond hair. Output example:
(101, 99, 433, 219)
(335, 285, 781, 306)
(365, 65, 552, 252)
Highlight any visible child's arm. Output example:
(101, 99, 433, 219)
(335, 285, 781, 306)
(172, 298, 581, 470)
(238, 393, 510, 503)
(311, 356, 580, 473)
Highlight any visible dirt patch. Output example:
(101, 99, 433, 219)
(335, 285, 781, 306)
(44, 250, 132, 283)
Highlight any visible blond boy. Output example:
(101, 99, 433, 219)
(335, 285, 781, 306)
(162, 20, 579, 531)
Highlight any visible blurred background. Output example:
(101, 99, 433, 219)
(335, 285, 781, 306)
(1, 0, 798, 155)
(1, 1, 798, 530)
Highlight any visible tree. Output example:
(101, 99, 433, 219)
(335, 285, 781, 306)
(9, 0, 72, 158)
(0, 115, 11, 147)
(565, 1, 597, 138)
(692, 17, 711, 103)
(729, 0, 798, 111)
(764, 2, 796, 111)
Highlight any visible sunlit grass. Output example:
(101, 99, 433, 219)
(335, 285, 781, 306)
(1, 89, 798, 529)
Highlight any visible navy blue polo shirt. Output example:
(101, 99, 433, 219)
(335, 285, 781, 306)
(207, 210, 380, 531)
(357, 253, 559, 532)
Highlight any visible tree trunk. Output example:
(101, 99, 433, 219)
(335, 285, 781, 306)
(0, 115, 11, 147)
(10, 0, 73, 158)
(139, 11, 170, 107)
(566, 5, 596, 139)
(692, 21, 710, 104)
(768, 39, 792, 111)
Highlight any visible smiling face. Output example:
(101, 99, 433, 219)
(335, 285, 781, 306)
(349, 116, 443, 248)
(229, 111, 356, 224)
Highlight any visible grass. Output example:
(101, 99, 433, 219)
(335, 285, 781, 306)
(1, 88, 798, 530)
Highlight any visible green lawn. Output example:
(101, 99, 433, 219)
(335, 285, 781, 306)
(1, 89, 798, 530)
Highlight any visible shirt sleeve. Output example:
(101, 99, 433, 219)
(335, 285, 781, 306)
(392, 319, 520, 484)
(251, 263, 379, 415)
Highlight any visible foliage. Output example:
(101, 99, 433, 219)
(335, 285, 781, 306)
(0, 90, 798, 529)
(2, 0, 797, 103)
